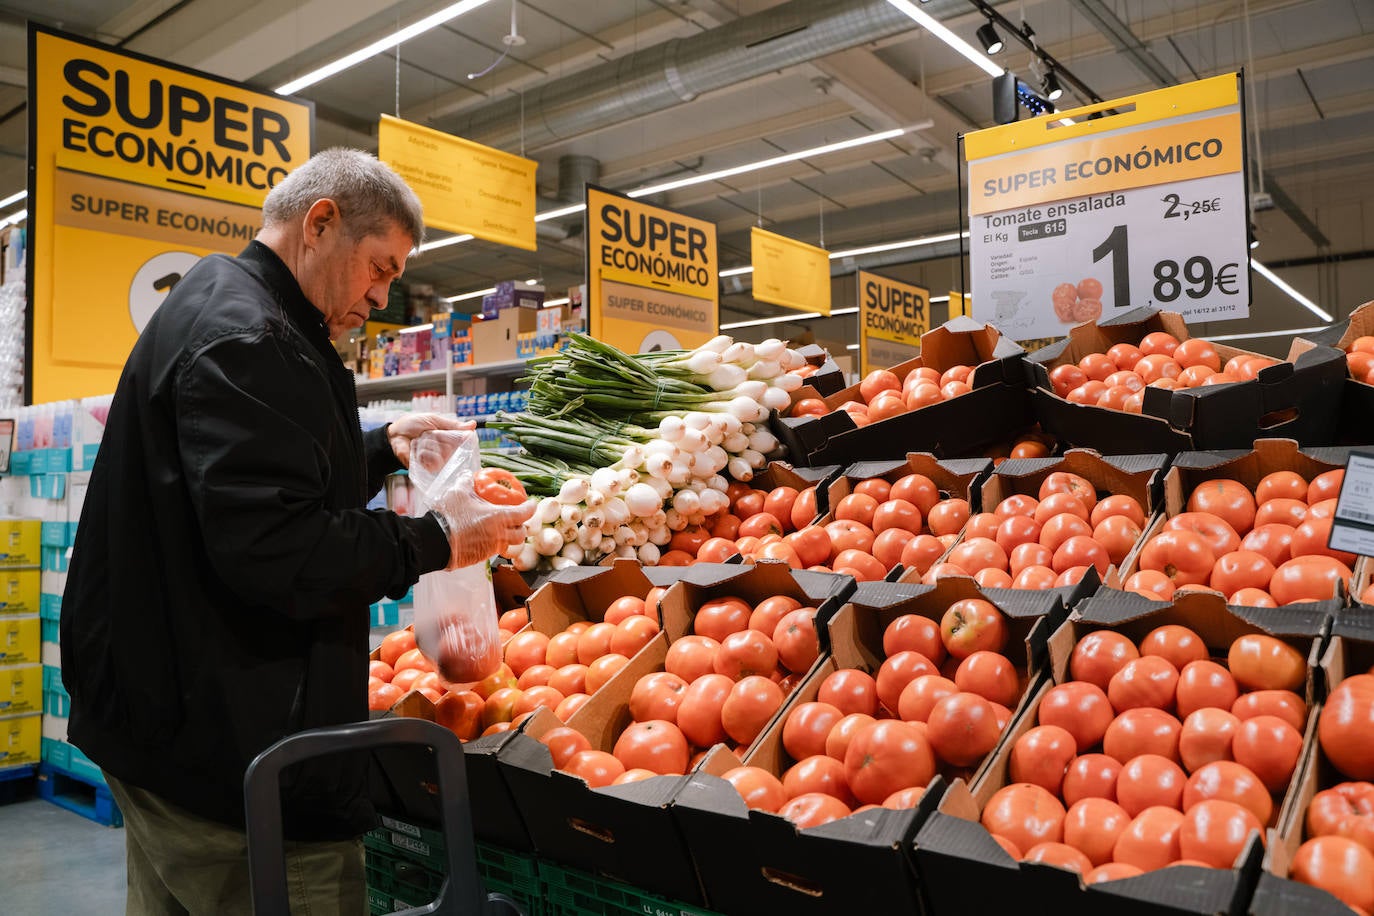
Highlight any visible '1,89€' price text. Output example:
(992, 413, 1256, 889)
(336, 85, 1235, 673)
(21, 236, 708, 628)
(1091, 224, 1242, 308)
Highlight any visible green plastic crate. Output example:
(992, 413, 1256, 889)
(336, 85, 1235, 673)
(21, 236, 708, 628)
(476, 842, 541, 916)
(538, 861, 720, 916)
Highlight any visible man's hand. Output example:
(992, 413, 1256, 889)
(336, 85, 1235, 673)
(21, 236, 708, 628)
(387, 414, 472, 469)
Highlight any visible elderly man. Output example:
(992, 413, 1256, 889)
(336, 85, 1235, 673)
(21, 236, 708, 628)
(61, 148, 532, 914)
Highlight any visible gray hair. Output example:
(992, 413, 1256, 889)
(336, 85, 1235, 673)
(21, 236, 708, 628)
(262, 148, 425, 246)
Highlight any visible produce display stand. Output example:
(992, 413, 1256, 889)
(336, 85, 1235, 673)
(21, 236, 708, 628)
(801, 318, 1032, 465)
(1291, 300, 1374, 447)
(1252, 613, 1374, 915)
(1025, 309, 1349, 454)
(915, 588, 1328, 916)
(243, 717, 521, 915)
(495, 561, 852, 906)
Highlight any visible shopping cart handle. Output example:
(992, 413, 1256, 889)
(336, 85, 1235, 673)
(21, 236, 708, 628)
(244, 717, 520, 915)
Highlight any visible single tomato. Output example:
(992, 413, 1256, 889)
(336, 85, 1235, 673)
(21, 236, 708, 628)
(1290, 836, 1374, 913)
(1063, 754, 1122, 806)
(981, 783, 1067, 854)
(1233, 715, 1302, 792)
(843, 719, 937, 805)
(1038, 681, 1113, 752)
(1183, 759, 1272, 826)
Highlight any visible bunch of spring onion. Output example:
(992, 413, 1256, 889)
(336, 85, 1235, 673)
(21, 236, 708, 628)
(488, 333, 809, 571)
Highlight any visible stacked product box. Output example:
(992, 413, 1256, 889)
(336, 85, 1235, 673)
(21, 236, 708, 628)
(0, 518, 43, 774)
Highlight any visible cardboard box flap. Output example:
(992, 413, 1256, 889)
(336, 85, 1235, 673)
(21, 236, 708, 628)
(848, 579, 1060, 622)
(842, 456, 992, 485)
(1331, 612, 1374, 642)
(1087, 840, 1263, 914)
(1292, 301, 1370, 354)
(1075, 589, 1330, 640)
(993, 451, 1168, 478)
(1165, 440, 1353, 496)
(532, 559, 657, 622)
(1028, 308, 1183, 367)
(1250, 870, 1359, 916)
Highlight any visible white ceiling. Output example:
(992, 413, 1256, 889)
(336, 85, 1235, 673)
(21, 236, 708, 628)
(0, 0, 1370, 338)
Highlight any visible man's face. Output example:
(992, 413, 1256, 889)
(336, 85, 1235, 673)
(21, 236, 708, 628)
(299, 205, 413, 339)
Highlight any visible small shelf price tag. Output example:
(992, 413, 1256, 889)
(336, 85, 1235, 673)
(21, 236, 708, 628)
(1330, 452, 1374, 556)
(965, 74, 1251, 341)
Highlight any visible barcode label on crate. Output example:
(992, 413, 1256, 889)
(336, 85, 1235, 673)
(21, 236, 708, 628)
(388, 832, 432, 859)
(379, 815, 422, 839)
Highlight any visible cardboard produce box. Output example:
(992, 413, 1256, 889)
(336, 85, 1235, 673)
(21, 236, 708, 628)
(780, 319, 1031, 464)
(1291, 298, 1374, 447)
(469, 306, 536, 365)
(746, 461, 845, 527)
(965, 450, 1169, 591)
(1251, 613, 1374, 916)
(1026, 308, 1347, 453)
(916, 588, 1326, 916)
(1115, 438, 1356, 607)
(496, 561, 851, 905)
(672, 575, 1059, 915)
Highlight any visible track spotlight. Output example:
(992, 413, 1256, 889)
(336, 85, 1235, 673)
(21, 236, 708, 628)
(1042, 68, 1063, 101)
(977, 22, 1004, 55)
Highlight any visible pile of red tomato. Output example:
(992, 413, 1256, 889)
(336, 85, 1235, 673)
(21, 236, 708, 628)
(1122, 469, 1357, 606)
(930, 470, 1146, 591)
(533, 592, 822, 787)
(980, 623, 1308, 881)
(687, 473, 973, 583)
(1046, 332, 1278, 415)
(1341, 335, 1374, 385)
(711, 597, 1021, 828)
(1289, 671, 1374, 912)
(789, 363, 981, 428)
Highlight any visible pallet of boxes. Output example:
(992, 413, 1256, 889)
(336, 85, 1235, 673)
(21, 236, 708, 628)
(4, 430, 120, 826)
(0, 514, 42, 805)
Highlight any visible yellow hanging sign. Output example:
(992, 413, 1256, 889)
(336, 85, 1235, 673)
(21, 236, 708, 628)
(28, 25, 313, 402)
(378, 115, 537, 251)
(586, 185, 718, 353)
(750, 227, 830, 316)
(857, 270, 927, 376)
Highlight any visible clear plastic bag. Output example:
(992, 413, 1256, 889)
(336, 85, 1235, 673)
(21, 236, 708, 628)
(407, 429, 503, 683)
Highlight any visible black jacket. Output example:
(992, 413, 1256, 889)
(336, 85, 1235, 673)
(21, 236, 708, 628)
(62, 241, 450, 839)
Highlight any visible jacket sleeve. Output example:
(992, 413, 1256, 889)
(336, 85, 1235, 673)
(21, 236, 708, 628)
(364, 424, 403, 498)
(175, 332, 450, 617)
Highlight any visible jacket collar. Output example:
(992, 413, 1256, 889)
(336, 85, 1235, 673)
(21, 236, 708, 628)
(238, 240, 332, 347)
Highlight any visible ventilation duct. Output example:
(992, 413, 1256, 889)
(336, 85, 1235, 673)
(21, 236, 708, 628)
(443, 0, 967, 151)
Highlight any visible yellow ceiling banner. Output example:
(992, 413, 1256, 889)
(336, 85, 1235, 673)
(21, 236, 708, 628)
(28, 24, 313, 401)
(585, 185, 718, 353)
(857, 270, 927, 376)
(750, 227, 830, 316)
(378, 115, 537, 252)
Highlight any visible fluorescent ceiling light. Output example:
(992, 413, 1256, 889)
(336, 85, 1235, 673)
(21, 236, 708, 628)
(544, 297, 570, 307)
(1251, 259, 1333, 322)
(1207, 325, 1330, 342)
(720, 266, 755, 278)
(399, 323, 434, 334)
(275, 0, 497, 95)
(930, 295, 951, 303)
(830, 230, 966, 260)
(719, 307, 859, 330)
(1, 209, 27, 226)
(846, 343, 861, 350)
(628, 128, 907, 198)
(417, 233, 475, 254)
(884, 0, 1004, 78)
(445, 285, 497, 304)
(0, 190, 25, 209)
(438, 128, 919, 290)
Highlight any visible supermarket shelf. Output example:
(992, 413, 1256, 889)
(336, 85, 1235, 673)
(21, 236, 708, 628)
(355, 360, 528, 400)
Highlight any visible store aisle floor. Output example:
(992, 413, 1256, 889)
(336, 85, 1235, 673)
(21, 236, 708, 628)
(0, 796, 126, 915)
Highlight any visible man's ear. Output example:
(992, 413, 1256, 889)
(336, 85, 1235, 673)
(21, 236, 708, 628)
(301, 198, 340, 247)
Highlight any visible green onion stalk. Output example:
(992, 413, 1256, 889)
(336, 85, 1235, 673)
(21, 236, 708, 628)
(488, 333, 812, 573)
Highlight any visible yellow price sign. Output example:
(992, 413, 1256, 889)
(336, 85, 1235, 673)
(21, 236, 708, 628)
(29, 25, 313, 401)
(586, 185, 718, 353)
(857, 270, 927, 375)
(378, 115, 537, 251)
(750, 227, 830, 316)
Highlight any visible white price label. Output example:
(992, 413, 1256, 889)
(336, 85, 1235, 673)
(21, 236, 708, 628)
(1331, 453, 1374, 555)
(964, 75, 1250, 341)
(970, 172, 1249, 340)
